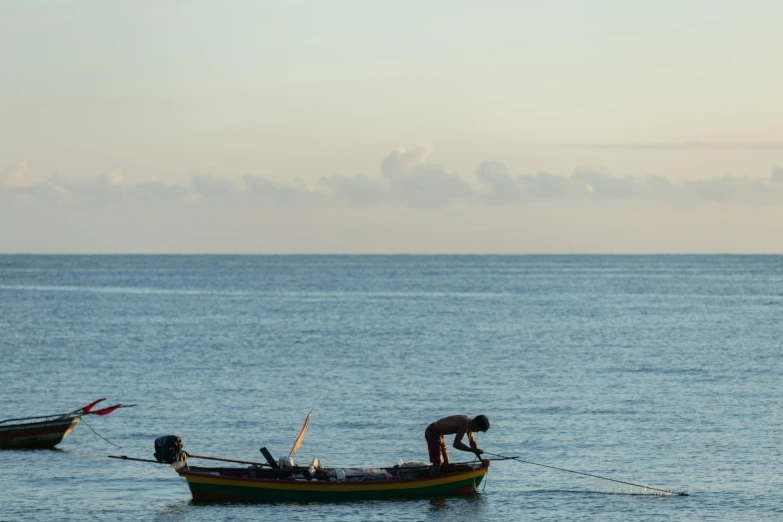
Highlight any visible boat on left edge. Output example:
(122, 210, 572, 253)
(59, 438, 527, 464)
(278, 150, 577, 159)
(0, 398, 134, 449)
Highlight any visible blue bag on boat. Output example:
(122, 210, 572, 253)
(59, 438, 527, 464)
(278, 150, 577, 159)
(154, 435, 184, 463)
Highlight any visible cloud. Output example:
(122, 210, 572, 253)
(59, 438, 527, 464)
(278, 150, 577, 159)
(518, 172, 575, 200)
(0, 162, 68, 204)
(1, 160, 31, 189)
(15, 182, 68, 201)
(380, 144, 434, 174)
(50, 172, 127, 204)
(244, 175, 309, 206)
(476, 161, 520, 205)
(4, 149, 783, 211)
(571, 170, 643, 201)
(380, 145, 473, 210)
(680, 176, 780, 206)
(190, 175, 236, 201)
(127, 181, 188, 201)
(316, 174, 387, 206)
(643, 173, 678, 201)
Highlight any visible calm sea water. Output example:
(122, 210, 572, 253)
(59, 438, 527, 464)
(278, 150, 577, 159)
(0, 255, 781, 521)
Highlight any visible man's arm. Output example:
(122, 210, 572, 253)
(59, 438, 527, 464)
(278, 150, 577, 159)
(468, 432, 487, 463)
(452, 423, 484, 457)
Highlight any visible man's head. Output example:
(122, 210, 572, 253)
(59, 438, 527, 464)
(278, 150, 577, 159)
(472, 415, 490, 432)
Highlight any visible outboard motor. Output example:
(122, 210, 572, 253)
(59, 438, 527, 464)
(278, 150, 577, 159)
(154, 435, 186, 465)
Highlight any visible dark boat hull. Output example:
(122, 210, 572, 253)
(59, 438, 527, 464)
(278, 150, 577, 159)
(0, 417, 81, 449)
(178, 462, 488, 503)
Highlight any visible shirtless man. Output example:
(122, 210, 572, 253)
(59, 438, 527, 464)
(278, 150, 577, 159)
(425, 415, 489, 476)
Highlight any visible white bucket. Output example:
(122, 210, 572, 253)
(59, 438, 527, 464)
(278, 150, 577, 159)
(308, 458, 320, 476)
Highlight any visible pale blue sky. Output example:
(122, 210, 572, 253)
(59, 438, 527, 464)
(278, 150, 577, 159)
(1, 2, 782, 252)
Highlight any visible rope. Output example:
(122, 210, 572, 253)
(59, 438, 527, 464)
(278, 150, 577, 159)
(471, 455, 477, 491)
(483, 452, 687, 496)
(469, 454, 490, 493)
(80, 417, 122, 448)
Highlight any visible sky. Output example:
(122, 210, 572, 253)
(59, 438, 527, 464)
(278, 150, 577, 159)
(1, 1, 783, 253)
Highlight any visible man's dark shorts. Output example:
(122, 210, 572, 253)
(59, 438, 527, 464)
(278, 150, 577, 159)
(425, 423, 449, 465)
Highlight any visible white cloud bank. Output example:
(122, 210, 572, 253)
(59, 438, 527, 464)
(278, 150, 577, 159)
(3, 147, 783, 254)
(3, 147, 783, 210)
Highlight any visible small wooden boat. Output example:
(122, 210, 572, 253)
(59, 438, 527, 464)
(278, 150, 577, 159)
(0, 416, 83, 449)
(177, 460, 489, 503)
(111, 412, 490, 503)
(0, 399, 132, 449)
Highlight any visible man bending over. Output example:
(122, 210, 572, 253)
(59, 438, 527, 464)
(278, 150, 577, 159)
(424, 415, 489, 476)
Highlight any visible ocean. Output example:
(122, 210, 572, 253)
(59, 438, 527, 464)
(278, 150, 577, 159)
(0, 255, 781, 521)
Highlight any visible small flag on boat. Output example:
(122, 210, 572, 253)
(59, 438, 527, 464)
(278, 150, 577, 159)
(80, 398, 107, 413)
(289, 409, 312, 457)
(91, 404, 123, 416)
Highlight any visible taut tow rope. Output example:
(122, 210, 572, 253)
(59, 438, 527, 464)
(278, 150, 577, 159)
(484, 452, 687, 496)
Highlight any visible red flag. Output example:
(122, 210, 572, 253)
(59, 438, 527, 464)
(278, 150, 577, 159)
(91, 404, 122, 416)
(80, 398, 106, 413)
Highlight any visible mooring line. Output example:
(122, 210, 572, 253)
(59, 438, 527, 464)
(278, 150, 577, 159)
(484, 451, 687, 496)
(80, 417, 122, 448)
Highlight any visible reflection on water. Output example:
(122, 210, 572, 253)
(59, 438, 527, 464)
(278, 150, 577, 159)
(426, 495, 485, 520)
(154, 499, 191, 522)
(428, 498, 447, 510)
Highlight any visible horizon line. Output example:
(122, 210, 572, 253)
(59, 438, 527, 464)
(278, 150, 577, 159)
(2, 252, 782, 256)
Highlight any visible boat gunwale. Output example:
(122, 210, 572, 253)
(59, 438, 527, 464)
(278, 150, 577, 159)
(0, 415, 80, 430)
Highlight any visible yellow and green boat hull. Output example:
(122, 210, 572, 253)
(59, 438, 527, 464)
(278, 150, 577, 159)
(178, 464, 488, 503)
